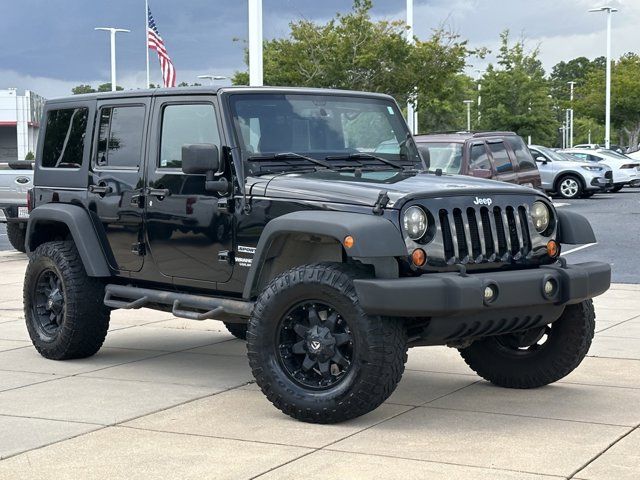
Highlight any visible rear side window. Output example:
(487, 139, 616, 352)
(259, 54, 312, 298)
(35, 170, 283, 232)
(160, 104, 219, 169)
(488, 141, 514, 173)
(96, 106, 145, 169)
(505, 137, 536, 170)
(469, 143, 491, 170)
(41, 107, 88, 168)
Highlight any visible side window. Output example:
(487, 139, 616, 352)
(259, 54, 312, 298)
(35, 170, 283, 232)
(160, 104, 219, 169)
(505, 137, 536, 171)
(571, 153, 587, 161)
(96, 106, 145, 168)
(41, 107, 88, 168)
(488, 141, 514, 173)
(469, 143, 491, 170)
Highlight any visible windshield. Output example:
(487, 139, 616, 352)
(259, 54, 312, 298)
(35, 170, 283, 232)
(598, 150, 629, 160)
(228, 93, 422, 174)
(416, 142, 463, 174)
(534, 146, 570, 162)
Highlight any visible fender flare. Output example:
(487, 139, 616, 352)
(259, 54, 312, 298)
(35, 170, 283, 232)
(556, 210, 596, 245)
(242, 211, 406, 299)
(26, 204, 112, 277)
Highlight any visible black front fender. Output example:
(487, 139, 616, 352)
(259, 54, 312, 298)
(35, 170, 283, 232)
(556, 210, 596, 245)
(243, 211, 406, 299)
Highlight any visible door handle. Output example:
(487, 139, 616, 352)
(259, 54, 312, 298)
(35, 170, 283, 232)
(89, 184, 112, 195)
(147, 188, 171, 198)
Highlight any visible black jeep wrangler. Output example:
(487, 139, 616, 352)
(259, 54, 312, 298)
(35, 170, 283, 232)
(24, 87, 610, 423)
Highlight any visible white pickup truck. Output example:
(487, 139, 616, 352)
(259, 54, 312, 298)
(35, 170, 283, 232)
(0, 160, 33, 252)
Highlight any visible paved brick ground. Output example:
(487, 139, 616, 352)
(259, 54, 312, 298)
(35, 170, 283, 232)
(0, 250, 638, 479)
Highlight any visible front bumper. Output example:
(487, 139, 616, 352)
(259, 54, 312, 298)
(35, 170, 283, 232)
(588, 176, 612, 191)
(354, 261, 610, 344)
(355, 262, 610, 316)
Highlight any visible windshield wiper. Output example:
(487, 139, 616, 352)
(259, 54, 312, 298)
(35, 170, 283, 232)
(247, 152, 336, 170)
(325, 152, 405, 170)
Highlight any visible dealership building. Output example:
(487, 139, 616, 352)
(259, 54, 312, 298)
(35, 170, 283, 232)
(0, 88, 45, 161)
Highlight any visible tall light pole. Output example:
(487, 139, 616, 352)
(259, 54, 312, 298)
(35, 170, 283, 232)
(406, 0, 417, 134)
(197, 75, 227, 86)
(248, 0, 263, 86)
(568, 81, 576, 147)
(94, 27, 130, 91)
(589, 5, 618, 149)
(475, 69, 484, 124)
(463, 100, 474, 131)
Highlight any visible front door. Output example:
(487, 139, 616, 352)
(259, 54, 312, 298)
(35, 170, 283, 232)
(89, 99, 148, 272)
(145, 96, 233, 285)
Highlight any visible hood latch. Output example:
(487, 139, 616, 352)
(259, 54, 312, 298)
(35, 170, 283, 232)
(372, 190, 390, 215)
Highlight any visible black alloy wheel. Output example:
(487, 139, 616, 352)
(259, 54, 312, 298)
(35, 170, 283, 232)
(33, 269, 65, 339)
(277, 301, 354, 390)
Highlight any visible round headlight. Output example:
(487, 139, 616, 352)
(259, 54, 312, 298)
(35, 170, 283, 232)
(403, 206, 428, 240)
(531, 201, 550, 233)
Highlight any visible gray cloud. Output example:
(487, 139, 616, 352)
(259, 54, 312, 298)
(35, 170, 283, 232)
(1, 0, 638, 98)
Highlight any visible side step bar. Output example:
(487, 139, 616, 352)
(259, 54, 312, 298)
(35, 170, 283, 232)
(104, 284, 254, 322)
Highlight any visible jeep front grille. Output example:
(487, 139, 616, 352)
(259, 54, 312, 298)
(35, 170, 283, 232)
(438, 205, 532, 263)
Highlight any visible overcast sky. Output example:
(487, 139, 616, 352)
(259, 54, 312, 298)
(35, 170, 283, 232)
(0, 0, 637, 98)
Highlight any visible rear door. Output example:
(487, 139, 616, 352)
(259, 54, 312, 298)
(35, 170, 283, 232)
(486, 140, 518, 184)
(90, 98, 149, 272)
(144, 95, 233, 285)
(504, 136, 541, 188)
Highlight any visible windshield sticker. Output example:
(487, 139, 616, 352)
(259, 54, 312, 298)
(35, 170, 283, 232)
(387, 106, 394, 115)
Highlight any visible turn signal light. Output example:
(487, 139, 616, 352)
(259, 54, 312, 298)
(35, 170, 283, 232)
(343, 235, 355, 249)
(547, 240, 560, 258)
(411, 248, 427, 267)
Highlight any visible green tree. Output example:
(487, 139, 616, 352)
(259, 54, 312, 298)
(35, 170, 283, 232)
(71, 84, 96, 95)
(576, 53, 640, 148)
(478, 31, 556, 145)
(97, 83, 124, 92)
(233, 0, 471, 132)
(24, 151, 35, 160)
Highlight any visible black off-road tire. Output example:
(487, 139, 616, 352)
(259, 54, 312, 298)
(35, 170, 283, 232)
(24, 241, 110, 360)
(459, 300, 595, 388)
(247, 263, 407, 424)
(224, 322, 248, 340)
(6, 223, 26, 253)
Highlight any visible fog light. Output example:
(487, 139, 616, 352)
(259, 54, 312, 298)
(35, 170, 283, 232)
(411, 248, 426, 267)
(544, 279, 557, 297)
(547, 240, 560, 258)
(483, 284, 498, 303)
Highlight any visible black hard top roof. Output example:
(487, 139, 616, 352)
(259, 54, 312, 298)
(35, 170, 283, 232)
(45, 85, 396, 105)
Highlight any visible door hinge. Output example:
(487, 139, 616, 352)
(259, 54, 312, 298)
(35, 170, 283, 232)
(131, 242, 146, 256)
(130, 193, 145, 208)
(218, 250, 235, 265)
(217, 197, 233, 213)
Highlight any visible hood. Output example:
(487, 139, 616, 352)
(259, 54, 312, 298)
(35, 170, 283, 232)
(251, 170, 539, 208)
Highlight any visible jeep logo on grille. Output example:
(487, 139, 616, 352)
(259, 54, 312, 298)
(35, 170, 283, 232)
(473, 197, 493, 206)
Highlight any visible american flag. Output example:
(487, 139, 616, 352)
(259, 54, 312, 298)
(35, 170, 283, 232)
(147, 7, 176, 87)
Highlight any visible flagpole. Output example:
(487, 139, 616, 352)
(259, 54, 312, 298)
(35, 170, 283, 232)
(145, 0, 150, 87)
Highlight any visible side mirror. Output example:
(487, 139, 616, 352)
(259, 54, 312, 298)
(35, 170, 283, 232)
(181, 144, 220, 175)
(470, 168, 492, 179)
(535, 156, 548, 164)
(181, 144, 230, 193)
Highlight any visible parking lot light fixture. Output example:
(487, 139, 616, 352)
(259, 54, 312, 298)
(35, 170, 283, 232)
(197, 75, 228, 86)
(589, 6, 618, 150)
(94, 27, 130, 92)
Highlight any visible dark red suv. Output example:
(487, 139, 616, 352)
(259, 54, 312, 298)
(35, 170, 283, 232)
(414, 132, 542, 189)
